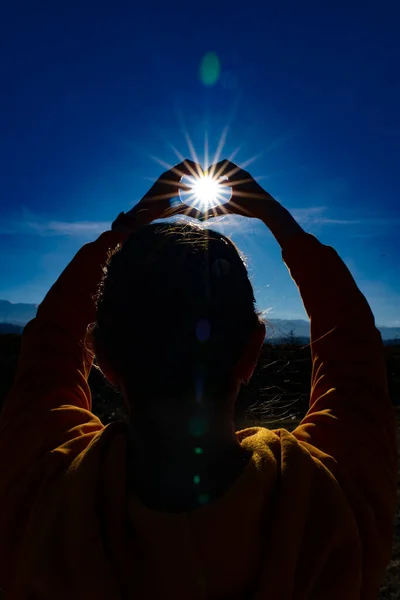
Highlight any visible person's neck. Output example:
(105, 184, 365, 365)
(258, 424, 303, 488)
(125, 405, 250, 511)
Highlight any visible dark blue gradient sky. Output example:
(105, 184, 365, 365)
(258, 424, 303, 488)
(1, 1, 399, 325)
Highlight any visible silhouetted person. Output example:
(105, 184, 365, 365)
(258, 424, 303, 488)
(0, 160, 397, 599)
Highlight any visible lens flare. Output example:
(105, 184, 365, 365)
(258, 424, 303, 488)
(179, 173, 232, 211)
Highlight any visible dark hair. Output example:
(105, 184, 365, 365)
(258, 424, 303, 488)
(93, 221, 261, 417)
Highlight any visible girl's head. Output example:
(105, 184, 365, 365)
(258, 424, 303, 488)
(93, 221, 265, 420)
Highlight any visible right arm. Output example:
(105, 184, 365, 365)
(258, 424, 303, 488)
(276, 217, 397, 589)
(260, 200, 397, 469)
(206, 160, 398, 583)
(206, 160, 396, 466)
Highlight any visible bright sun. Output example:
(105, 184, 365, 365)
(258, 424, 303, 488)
(192, 175, 221, 205)
(179, 173, 232, 211)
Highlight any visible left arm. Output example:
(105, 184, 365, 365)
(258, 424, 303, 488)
(0, 228, 128, 592)
(0, 229, 126, 431)
(0, 160, 200, 588)
(0, 159, 198, 440)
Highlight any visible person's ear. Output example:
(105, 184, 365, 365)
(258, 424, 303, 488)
(235, 321, 266, 385)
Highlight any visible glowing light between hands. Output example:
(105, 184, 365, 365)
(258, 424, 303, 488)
(192, 175, 221, 205)
(179, 173, 232, 212)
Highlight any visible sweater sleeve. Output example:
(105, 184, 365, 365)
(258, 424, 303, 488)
(281, 231, 397, 584)
(0, 229, 125, 465)
(0, 229, 130, 590)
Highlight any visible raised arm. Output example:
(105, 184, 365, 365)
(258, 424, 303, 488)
(204, 160, 397, 589)
(279, 224, 397, 591)
(0, 161, 206, 593)
(204, 159, 396, 460)
(0, 159, 200, 433)
(280, 231, 396, 452)
(0, 229, 126, 428)
(261, 203, 396, 468)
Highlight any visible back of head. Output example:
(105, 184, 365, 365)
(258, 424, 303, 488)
(93, 221, 260, 418)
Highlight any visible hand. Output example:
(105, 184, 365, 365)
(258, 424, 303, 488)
(200, 159, 305, 246)
(113, 159, 203, 232)
(200, 160, 278, 222)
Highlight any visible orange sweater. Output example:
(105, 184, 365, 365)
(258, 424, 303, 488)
(0, 230, 397, 600)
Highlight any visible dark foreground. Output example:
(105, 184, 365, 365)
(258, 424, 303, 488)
(1, 334, 399, 597)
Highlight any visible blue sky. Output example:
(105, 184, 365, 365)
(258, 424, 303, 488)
(1, 1, 399, 326)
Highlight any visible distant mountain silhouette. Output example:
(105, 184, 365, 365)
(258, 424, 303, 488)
(0, 299, 399, 341)
(0, 300, 37, 326)
(0, 323, 23, 334)
(265, 317, 400, 342)
(265, 319, 311, 339)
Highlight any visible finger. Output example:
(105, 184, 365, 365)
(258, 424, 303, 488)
(230, 188, 266, 200)
(155, 177, 195, 192)
(227, 199, 255, 217)
(164, 159, 202, 183)
(210, 160, 248, 183)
